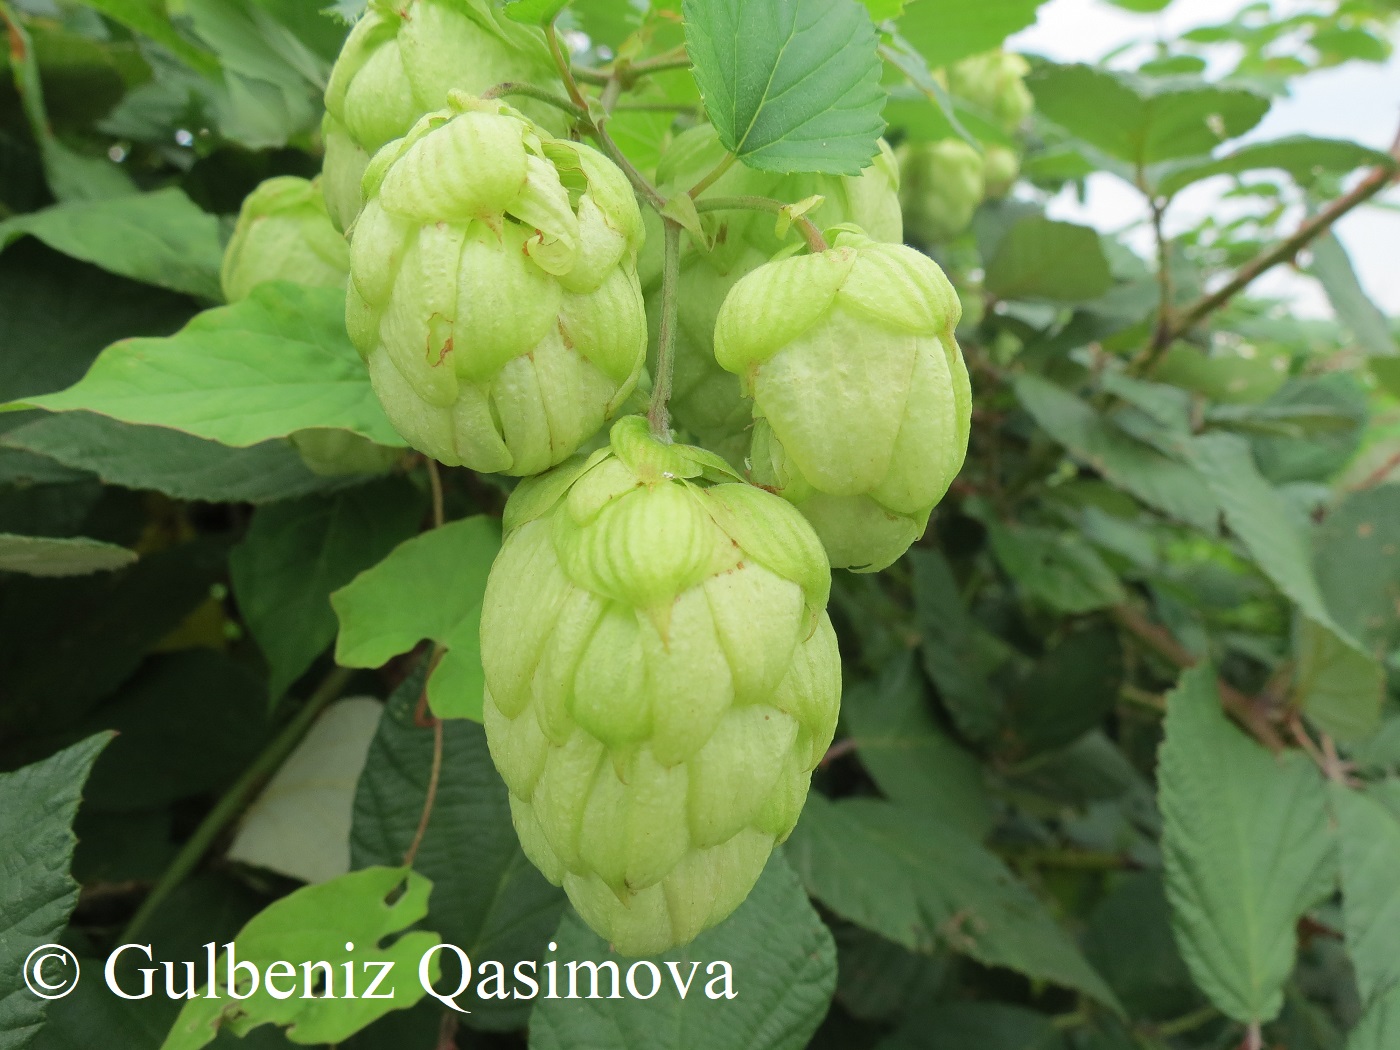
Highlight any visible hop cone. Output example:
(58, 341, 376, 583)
(715, 231, 971, 572)
(347, 95, 648, 475)
(321, 0, 558, 230)
(480, 416, 841, 955)
(641, 125, 903, 464)
(947, 50, 1034, 131)
(220, 176, 348, 303)
(897, 139, 985, 246)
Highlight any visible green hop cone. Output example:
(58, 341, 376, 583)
(480, 416, 840, 955)
(982, 144, 1020, 199)
(347, 95, 648, 475)
(220, 176, 349, 303)
(947, 50, 1034, 132)
(715, 230, 971, 572)
(897, 139, 985, 245)
(641, 125, 903, 465)
(322, 0, 559, 230)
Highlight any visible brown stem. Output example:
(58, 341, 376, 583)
(402, 715, 444, 869)
(425, 459, 444, 530)
(1351, 448, 1400, 490)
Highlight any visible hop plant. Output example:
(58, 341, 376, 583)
(897, 138, 985, 246)
(983, 144, 1021, 199)
(641, 125, 903, 464)
(947, 50, 1034, 132)
(715, 230, 971, 572)
(321, 0, 558, 230)
(346, 95, 648, 475)
(220, 176, 349, 304)
(480, 416, 841, 955)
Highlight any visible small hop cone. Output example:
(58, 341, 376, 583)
(947, 50, 1034, 132)
(897, 139, 986, 246)
(220, 176, 348, 303)
(480, 417, 841, 955)
(347, 95, 648, 475)
(321, 0, 560, 230)
(715, 230, 972, 572)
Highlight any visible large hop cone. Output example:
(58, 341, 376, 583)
(322, 0, 559, 230)
(347, 95, 648, 475)
(716, 230, 971, 572)
(480, 416, 841, 955)
(220, 176, 348, 303)
(640, 125, 903, 465)
(897, 139, 986, 246)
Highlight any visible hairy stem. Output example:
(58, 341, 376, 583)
(122, 664, 355, 940)
(545, 21, 589, 113)
(694, 195, 830, 253)
(479, 81, 587, 121)
(647, 219, 683, 441)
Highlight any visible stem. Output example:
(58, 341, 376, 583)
(688, 152, 736, 199)
(1242, 1021, 1264, 1050)
(694, 195, 830, 253)
(545, 21, 589, 113)
(122, 665, 355, 940)
(646, 219, 683, 441)
(403, 716, 444, 868)
(1144, 191, 1174, 367)
(1152, 1005, 1221, 1038)
(592, 119, 667, 213)
(425, 459, 445, 530)
(479, 81, 588, 122)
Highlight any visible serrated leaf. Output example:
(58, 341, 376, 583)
(683, 0, 885, 174)
(989, 521, 1127, 613)
(352, 667, 564, 1030)
(230, 480, 424, 700)
(1158, 664, 1333, 1024)
(0, 533, 136, 576)
(897, 0, 1048, 70)
(787, 794, 1120, 1011)
(0, 734, 112, 1050)
(1333, 783, 1400, 1007)
(1293, 616, 1384, 743)
(1156, 136, 1394, 197)
(331, 517, 502, 722)
(909, 549, 1001, 743)
(15, 283, 406, 449)
(1029, 64, 1270, 167)
(1315, 485, 1400, 658)
(530, 851, 835, 1050)
(0, 188, 222, 298)
(984, 216, 1113, 302)
(159, 867, 441, 1050)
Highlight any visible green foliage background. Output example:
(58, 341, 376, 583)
(2, 0, 1399, 1048)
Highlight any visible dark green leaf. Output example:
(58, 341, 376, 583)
(1004, 624, 1123, 757)
(989, 522, 1127, 613)
(984, 217, 1113, 302)
(876, 1002, 1063, 1050)
(909, 549, 1001, 743)
(1333, 783, 1400, 1008)
(1083, 872, 1201, 1021)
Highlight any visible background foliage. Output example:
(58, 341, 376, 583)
(2, 0, 1400, 1048)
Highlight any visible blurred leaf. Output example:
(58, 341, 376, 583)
(0, 188, 221, 298)
(683, 0, 885, 174)
(160, 867, 440, 1050)
(0, 734, 111, 1050)
(1309, 231, 1398, 358)
(843, 652, 993, 837)
(1333, 783, 1400, 1008)
(1159, 664, 1333, 1024)
(77, 0, 221, 78)
(860, 0, 905, 18)
(332, 516, 502, 722)
(989, 522, 1127, 613)
(909, 549, 1001, 742)
(1004, 624, 1123, 757)
(531, 851, 835, 1050)
(229, 479, 424, 700)
(18, 284, 407, 450)
(875, 1001, 1064, 1050)
(1293, 617, 1384, 743)
(2, 412, 354, 504)
(352, 667, 564, 1031)
(1029, 64, 1270, 167)
(503, 0, 568, 23)
(1157, 136, 1393, 197)
(788, 794, 1120, 1010)
(832, 923, 948, 1022)
(1348, 983, 1400, 1050)
(0, 532, 136, 576)
(984, 217, 1112, 302)
(1249, 376, 1367, 485)
(1315, 485, 1400, 658)
(897, 0, 1048, 70)
(1083, 872, 1201, 1021)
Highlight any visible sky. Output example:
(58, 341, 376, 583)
(1009, 0, 1400, 317)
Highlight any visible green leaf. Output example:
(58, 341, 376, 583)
(787, 794, 1120, 1010)
(229, 479, 424, 699)
(843, 653, 993, 837)
(1315, 485, 1400, 658)
(159, 867, 441, 1050)
(1004, 624, 1123, 757)
(1293, 617, 1384, 744)
(1348, 984, 1400, 1050)
(983, 217, 1113, 302)
(332, 517, 502, 722)
(1333, 783, 1400, 1007)
(989, 522, 1127, 613)
(1309, 231, 1398, 358)
(683, 0, 885, 174)
(0, 188, 221, 298)
(897, 0, 1048, 70)
(0, 533, 136, 576)
(530, 851, 836, 1050)
(1083, 872, 1201, 1021)
(17, 283, 406, 450)
(352, 666, 564, 1030)
(1158, 664, 1333, 1024)
(77, 0, 222, 77)
(1013, 375, 1218, 532)
(909, 549, 1001, 743)
(859, 0, 905, 18)
(1028, 64, 1270, 167)
(503, 0, 569, 23)
(1, 412, 355, 505)
(876, 1002, 1064, 1050)
(0, 734, 112, 1050)
(1156, 136, 1394, 197)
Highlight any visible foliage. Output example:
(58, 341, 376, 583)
(1, 1, 1398, 1049)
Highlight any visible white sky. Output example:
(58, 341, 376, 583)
(1010, 0, 1400, 317)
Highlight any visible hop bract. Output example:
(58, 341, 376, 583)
(947, 50, 1034, 131)
(220, 176, 349, 304)
(347, 95, 648, 475)
(642, 125, 903, 464)
(716, 230, 971, 572)
(480, 416, 840, 955)
(897, 139, 985, 246)
(321, 0, 558, 230)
